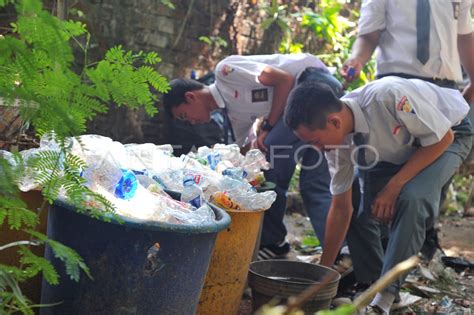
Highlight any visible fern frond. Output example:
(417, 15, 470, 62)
(144, 51, 161, 65)
(137, 65, 170, 93)
(28, 231, 92, 282)
(18, 248, 59, 285)
(0, 266, 33, 315)
(0, 207, 38, 230)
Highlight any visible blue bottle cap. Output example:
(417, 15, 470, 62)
(183, 174, 195, 186)
(115, 169, 138, 200)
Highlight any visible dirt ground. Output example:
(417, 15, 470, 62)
(439, 215, 474, 261)
(238, 208, 474, 314)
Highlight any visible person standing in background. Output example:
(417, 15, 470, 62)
(340, 0, 474, 259)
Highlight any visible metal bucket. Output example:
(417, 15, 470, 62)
(248, 260, 340, 313)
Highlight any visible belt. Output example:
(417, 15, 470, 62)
(376, 73, 457, 89)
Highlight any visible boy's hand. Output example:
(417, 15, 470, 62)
(371, 181, 403, 223)
(340, 58, 363, 83)
(462, 82, 474, 103)
(255, 130, 269, 153)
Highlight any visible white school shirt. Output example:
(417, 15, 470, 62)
(326, 76, 470, 195)
(208, 53, 328, 146)
(358, 0, 473, 82)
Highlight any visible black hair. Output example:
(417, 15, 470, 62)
(162, 79, 205, 117)
(297, 67, 344, 97)
(284, 81, 343, 130)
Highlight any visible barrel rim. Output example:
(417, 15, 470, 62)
(248, 259, 341, 285)
(52, 199, 231, 234)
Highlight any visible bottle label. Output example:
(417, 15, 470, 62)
(189, 196, 202, 208)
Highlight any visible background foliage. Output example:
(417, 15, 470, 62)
(0, 0, 169, 313)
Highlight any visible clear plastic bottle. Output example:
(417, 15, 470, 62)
(181, 174, 203, 208)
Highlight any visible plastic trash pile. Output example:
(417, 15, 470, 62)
(2, 134, 276, 225)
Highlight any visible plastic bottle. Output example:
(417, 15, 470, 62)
(221, 167, 248, 181)
(83, 163, 138, 200)
(114, 169, 138, 200)
(181, 174, 203, 208)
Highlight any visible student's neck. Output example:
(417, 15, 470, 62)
(203, 88, 219, 111)
(341, 103, 355, 135)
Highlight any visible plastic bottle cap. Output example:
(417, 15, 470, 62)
(183, 178, 195, 186)
(114, 169, 138, 200)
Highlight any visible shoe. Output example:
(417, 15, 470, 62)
(257, 241, 290, 260)
(363, 305, 386, 314)
(420, 227, 443, 261)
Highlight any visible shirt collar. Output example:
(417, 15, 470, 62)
(343, 99, 369, 134)
(209, 84, 226, 109)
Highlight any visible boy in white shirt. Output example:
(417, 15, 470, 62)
(285, 76, 472, 313)
(163, 54, 343, 258)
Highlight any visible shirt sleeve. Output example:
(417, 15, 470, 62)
(358, 0, 389, 36)
(458, 0, 473, 34)
(325, 142, 355, 196)
(388, 83, 452, 146)
(215, 58, 268, 86)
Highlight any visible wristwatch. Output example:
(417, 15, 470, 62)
(261, 119, 274, 132)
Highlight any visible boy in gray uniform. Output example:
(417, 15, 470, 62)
(284, 76, 472, 313)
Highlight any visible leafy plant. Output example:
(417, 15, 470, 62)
(199, 35, 228, 49)
(260, 0, 375, 90)
(260, 0, 290, 34)
(0, 0, 169, 313)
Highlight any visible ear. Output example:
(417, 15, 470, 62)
(327, 113, 342, 129)
(184, 91, 196, 103)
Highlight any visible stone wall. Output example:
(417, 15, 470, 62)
(77, 0, 282, 145)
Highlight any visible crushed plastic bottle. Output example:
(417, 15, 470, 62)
(82, 159, 138, 200)
(221, 167, 248, 180)
(181, 173, 203, 208)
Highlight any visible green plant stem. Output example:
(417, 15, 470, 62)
(0, 240, 40, 251)
(71, 36, 86, 52)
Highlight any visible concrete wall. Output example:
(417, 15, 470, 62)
(78, 0, 281, 145)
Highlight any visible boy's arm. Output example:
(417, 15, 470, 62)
(372, 129, 454, 223)
(340, 31, 381, 82)
(320, 188, 353, 267)
(458, 32, 474, 102)
(255, 66, 295, 152)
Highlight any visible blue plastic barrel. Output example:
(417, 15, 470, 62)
(40, 200, 230, 315)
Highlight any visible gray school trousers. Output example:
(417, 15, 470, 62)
(261, 118, 332, 247)
(347, 118, 473, 294)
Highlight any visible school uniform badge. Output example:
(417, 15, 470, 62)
(396, 96, 415, 114)
(221, 65, 234, 76)
(452, 1, 460, 19)
(251, 88, 268, 102)
(392, 124, 403, 135)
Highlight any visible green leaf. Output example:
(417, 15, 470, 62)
(18, 248, 59, 285)
(198, 36, 212, 45)
(316, 304, 356, 315)
(3, 207, 38, 230)
(160, 0, 175, 9)
(260, 18, 275, 30)
(301, 235, 320, 247)
(29, 231, 92, 282)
